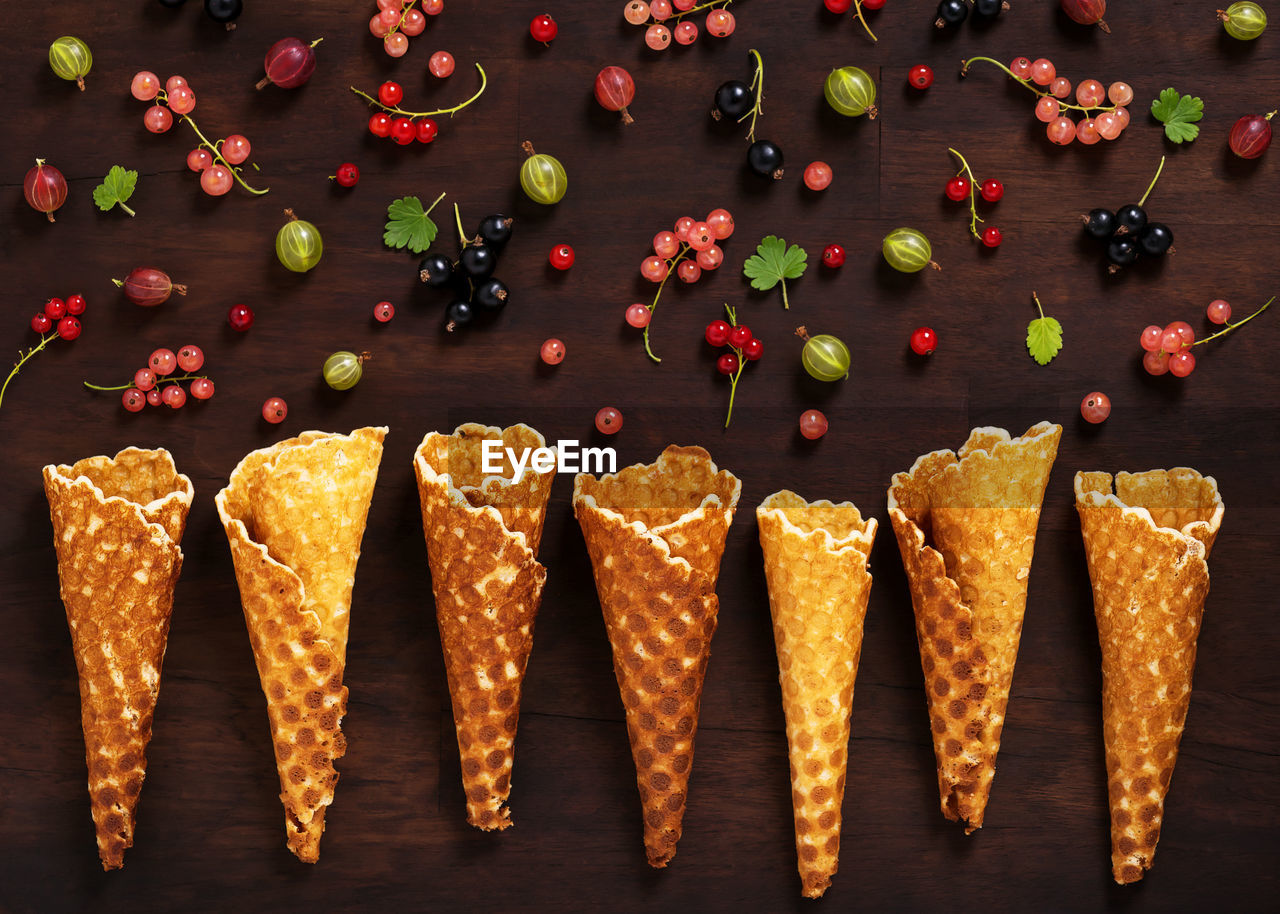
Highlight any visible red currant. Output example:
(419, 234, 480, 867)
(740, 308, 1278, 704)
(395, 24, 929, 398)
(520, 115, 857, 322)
(150, 348, 177, 375)
(146, 388, 162, 407)
(1206, 299, 1232, 324)
(334, 163, 360, 187)
(228, 303, 254, 331)
(134, 368, 157, 391)
(742, 338, 764, 361)
(368, 113, 393, 138)
(944, 176, 970, 202)
(177, 345, 204, 371)
(626, 303, 651, 328)
(908, 65, 934, 89)
(44, 298, 66, 320)
(378, 81, 404, 107)
(1169, 350, 1196, 378)
(530, 13, 557, 42)
(416, 119, 438, 143)
(799, 409, 828, 440)
(909, 326, 937, 355)
(122, 389, 146, 412)
(861, 0, 885, 8)
(57, 316, 81, 340)
(1080, 391, 1111, 424)
(716, 352, 740, 375)
(705, 320, 731, 346)
(31, 313, 52, 333)
(822, 244, 846, 268)
(262, 396, 288, 424)
(549, 244, 575, 270)
(728, 325, 753, 348)
(823, 0, 852, 12)
(161, 385, 187, 409)
(540, 338, 566, 365)
(981, 226, 1003, 248)
(65, 294, 86, 315)
(980, 179, 1004, 202)
(374, 301, 395, 322)
(190, 378, 215, 400)
(594, 406, 622, 434)
(391, 117, 416, 145)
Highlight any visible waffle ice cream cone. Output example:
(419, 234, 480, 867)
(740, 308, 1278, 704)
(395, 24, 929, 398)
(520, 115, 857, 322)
(43, 448, 193, 870)
(414, 423, 555, 831)
(1075, 469, 1223, 885)
(215, 427, 386, 862)
(757, 491, 876, 899)
(887, 422, 1061, 833)
(573, 446, 741, 867)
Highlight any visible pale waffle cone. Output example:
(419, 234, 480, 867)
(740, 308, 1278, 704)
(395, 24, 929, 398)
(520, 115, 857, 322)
(413, 423, 555, 831)
(887, 422, 1061, 833)
(215, 427, 386, 862)
(1075, 469, 1223, 885)
(42, 448, 193, 870)
(573, 445, 741, 868)
(757, 491, 876, 899)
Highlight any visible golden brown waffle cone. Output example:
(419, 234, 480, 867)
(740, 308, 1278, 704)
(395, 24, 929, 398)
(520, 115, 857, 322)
(757, 491, 876, 899)
(573, 446, 741, 867)
(215, 427, 386, 862)
(42, 448, 193, 870)
(887, 422, 1061, 833)
(413, 423, 555, 831)
(1075, 468, 1223, 885)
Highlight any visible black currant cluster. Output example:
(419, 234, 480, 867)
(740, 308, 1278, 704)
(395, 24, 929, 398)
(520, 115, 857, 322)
(158, 0, 244, 28)
(1083, 205, 1174, 273)
(711, 56, 782, 181)
(936, 0, 1009, 28)
(418, 214, 514, 332)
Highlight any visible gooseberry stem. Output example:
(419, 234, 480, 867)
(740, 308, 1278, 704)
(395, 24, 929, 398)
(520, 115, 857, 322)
(947, 147, 986, 240)
(83, 373, 209, 392)
(350, 63, 488, 118)
(1191, 296, 1274, 347)
(852, 1, 879, 42)
(722, 303, 746, 428)
(180, 114, 269, 195)
(960, 56, 1120, 115)
(642, 244, 692, 364)
(1137, 155, 1166, 207)
(741, 49, 765, 142)
(0, 332, 57, 410)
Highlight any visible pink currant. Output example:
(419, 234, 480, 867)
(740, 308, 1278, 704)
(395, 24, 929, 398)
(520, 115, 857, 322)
(262, 396, 288, 423)
(374, 300, 395, 322)
(594, 406, 623, 434)
(540, 338, 566, 364)
(626, 303, 652, 328)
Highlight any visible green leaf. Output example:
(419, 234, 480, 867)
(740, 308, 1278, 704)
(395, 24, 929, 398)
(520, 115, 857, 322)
(1026, 315, 1063, 365)
(92, 165, 138, 216)
(1150, 88, 1203, 143)
(742, 235, 808, 308)
(383, 195, 441, 253)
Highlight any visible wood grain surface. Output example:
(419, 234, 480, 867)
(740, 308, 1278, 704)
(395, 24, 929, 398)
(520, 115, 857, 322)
(2, 1, 1278, 911)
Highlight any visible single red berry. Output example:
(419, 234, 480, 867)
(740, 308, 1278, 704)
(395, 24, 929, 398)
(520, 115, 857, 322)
(57, 316, 81, 340)
(262, 396, 288, 424)
(190, 378, 215, 400)
(374, 301, 395, 322)
(743, 338, 764, 361)
(378, 81, 404, 107)
(861, 0, 886, 8)
(728, 325, 753, 348)
(822, 244, 846, 268)
(161, 385, 187, 409)
(823, 0, 852, 11)
(1080, 391, 1112, 424)
(391, 117, 416, 145)
(980, 179, 1004, 202)
(44, 298, 66, 320)
(549, 244, 575, 270)
(134, 368, 157, 391)
(65, 294, 86, 315)
(981, 226, 1003, 248)
(594, 406, 623, 435)
(334, 163, 359, 187)
(716, 352, 740, 375)
(799, 409, 828, 440)
(530, 13, 557, 42)
(228, 303, 254, 331)
(909, 326, 937, 355)
(416, 119, 438, 143)
(31, 313, 52, 333)
(368, 113, 393, 138)
(177, 345, 204, 372)
(945, 176, 970, 202)
(705, 320, 731, 347)
(122, 389, 146, 412)
(908, 64, 934, 89)
(146, 388, 162, 407)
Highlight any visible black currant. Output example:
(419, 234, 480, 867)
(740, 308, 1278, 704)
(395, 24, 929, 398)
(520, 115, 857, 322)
(472, 278, 509, 311)
(746, 140, 784, 180)
(1115, 204, 1148, 235)
(204, 0, 242, 23)
(1083, 209, 1116, 240)
(713, 80, 754, 120)
(936, 0, 969, 26)
(477, 214, 513, 248)
(972, 0, 1005, 18)
(445, 300, 473, 331)
(1138, 223, 1174, 256)
(1106, 237, 1139, 267)
(459, 245, 496, 279)
(419, 253, 454, 287)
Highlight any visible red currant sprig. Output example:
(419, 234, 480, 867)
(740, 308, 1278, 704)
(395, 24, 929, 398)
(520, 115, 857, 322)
(2, 296, 86, 409)
(944, 147, 1003, 247)
(1139, 296, 1274, 379)
(84, 345, 214, 411)
(350, 65, 488, 145)
(705, 304, 761, 427)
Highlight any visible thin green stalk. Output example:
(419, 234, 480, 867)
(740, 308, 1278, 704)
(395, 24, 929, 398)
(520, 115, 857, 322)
(740, 49, 765, 142)
(852, 1, 878, 42)
(181, 115, 269, 195)
(1, 333, 57, 409)
(1137, 156, 1166, 207)
(1192, 296, 1274, 347)
(84, 373, 208, 392)
(948, 147, 985, 238)
(350, 64, 488, 119)
(642, 244, 691, 364)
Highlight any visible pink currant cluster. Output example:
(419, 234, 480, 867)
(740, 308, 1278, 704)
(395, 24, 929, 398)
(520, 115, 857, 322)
(91, 345, 214, 412)
(1139, 297, 1274, 378)
(369, 0, 440, 58)
(624, 0, 737, 49)
(0, 294, 86, 409)
(131, 71, 267, 196)
(704, 305, 761, 427)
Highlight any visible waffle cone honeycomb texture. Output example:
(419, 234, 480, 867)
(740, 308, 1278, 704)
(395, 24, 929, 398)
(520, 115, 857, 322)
(414, 423, 555, 831)
(887, 422, 1062, 833)
(757, 491, 877, 899)
(42, 447, 194, 870)
(573, 445, 741, 867)
(1075, 468, 1223, 885)
(215, 427, 386, 863)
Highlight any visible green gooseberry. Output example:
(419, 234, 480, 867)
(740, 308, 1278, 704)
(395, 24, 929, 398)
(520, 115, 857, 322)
(824, 66, 878, 119)
(49, 36, 92, 90)
(800, 331, 851, 382)
(519, 141, 567, 205)
(882, 227, 938, 273)
(276, 209, 323, 272)
(323, 351, 365, 390)
(1221, 2, 1267, 39)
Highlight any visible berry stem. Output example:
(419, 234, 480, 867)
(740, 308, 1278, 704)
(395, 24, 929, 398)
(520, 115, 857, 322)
(451, 199, 470, 247)
(852, 1, 878, 42)
(741, 49, 765, 142)
(83, 373, 209, 392)
(0, 332, 57, 410)
(1137, 155, 1166, 207)
(350, 64, 488, 118)
(664, 0, 735, 24)
(722, 304, 745, 428)
(642, 244, 692, 364)
(1191, 296, 1274, 347)
(960, 56, 1120, 115)
(1032, 291, 1046, 319)
(180, 115, 269, 195)
(947, 147, 986, 240)
(389, 1, 419, 38)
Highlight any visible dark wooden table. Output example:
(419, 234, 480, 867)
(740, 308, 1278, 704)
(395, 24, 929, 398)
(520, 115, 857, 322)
(2, 1, 1277, 911)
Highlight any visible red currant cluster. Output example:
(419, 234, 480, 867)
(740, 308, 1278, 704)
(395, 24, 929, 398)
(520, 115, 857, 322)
(704, 305, 761, 427)
(131, 70, 268, 196)
(1139, 296, 1274, 378)
(369, 0, 440, 58)
(823, 0, 887, 43)
(1, 294, 86, 409)
(86, 345, 214, 412)
(624, 0, 736, 48)
(627, 208, 735, 363)
(354, 69, 487, 146)
(943, 148, 1005, 248)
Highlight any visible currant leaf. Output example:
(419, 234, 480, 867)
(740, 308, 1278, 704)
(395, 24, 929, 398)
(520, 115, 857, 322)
(1150, 88, 1204, 144)
(93, 165, 138, 217)
(383, 194, 444, 253)
(743, 235, 808, 309)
